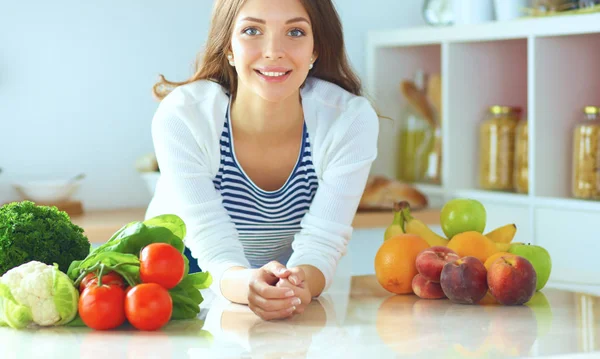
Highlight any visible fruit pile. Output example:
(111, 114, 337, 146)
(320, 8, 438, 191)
(375, 199, 552, 306)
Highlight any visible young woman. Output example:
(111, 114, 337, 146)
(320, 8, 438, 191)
(146, 0, 379, 321)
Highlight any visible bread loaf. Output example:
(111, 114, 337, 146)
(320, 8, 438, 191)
(359, 175, 428, 210)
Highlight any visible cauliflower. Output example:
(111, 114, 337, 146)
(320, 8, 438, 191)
(0, 261, 79, 329)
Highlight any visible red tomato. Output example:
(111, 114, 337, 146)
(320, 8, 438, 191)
(125, 283, 172, 331)
(139, 243, 185, 289)
(79, 284, 126, 330)
(79, 271, 125, 293)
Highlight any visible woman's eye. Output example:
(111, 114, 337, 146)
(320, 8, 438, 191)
(288, 28, 305, 37)
(243, 27, 261, 36)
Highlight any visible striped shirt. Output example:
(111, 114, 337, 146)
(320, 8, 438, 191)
(212, 104, 319, 268)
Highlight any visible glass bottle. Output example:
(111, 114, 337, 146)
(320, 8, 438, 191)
(572, 106, 600, 200)
(514, 117, 529, 193)
(397, 103, 434, 183)
(423, 126, 442, 185)
(479, 106, 520, 191)
(397, 71, 435, 183)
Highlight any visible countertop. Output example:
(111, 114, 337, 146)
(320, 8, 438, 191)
(2, 274, 600, 359)
(70, 207, 441, 243)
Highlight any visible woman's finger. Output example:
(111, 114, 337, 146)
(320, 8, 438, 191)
(274, 278, 310, 316)
(249, 290, 300, 312)
(276, 278, 294, 288)
(263, 261, 291, 279)
(250, 276, 296, 299)
(287, 267, 306, 286)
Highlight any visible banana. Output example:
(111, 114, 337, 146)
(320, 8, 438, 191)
(402, 206, 449, 247)
(494, 242, 512, 252)
(485, 224, 517, 244)
(384, 202, 405, 241)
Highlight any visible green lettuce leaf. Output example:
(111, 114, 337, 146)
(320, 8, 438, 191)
(143, 214, 186, 241)
(64, 314, 86, 327)
(67, 215, 185, 280)
(169, 272, 212, 320)
(51, 264, 80, 326)
(0, 283, 33, 329)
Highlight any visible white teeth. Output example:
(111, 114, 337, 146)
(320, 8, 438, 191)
(259, 70, 287, 77)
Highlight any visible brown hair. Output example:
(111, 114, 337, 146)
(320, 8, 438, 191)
(152, 0, 362, 100)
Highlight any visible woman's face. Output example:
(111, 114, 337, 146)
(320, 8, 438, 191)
(230, 0, 315, 103)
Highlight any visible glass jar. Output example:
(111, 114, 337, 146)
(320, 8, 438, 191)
(572, 106, 600, 200)
(514, 118, 529, 193)
(479, 106, 520, 191)
(397, 105, 434, 183)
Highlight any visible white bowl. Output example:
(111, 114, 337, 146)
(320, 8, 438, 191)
(13, 179, 82, 203)
(141, 172, 160, 195)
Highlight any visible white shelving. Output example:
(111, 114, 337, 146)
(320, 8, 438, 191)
(366, 13, 600, 286)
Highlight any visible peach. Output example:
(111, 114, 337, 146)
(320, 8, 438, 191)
(440, 256, 488, 304)
(487, 255, 536, 306)
(412, 274, 446, 299)
(415, 246, 460, 282)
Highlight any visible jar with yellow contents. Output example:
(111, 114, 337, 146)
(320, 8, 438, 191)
(514, 116, 529, 193)
(572, 106, 600, 200)
(479, 106, 520, 191)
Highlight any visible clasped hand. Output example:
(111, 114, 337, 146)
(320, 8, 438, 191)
(247, 261, 312, 321)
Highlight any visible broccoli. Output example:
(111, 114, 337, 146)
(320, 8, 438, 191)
(0, 201, 91, 276)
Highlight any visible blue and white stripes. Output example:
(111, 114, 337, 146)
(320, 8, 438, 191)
(212, 112, 318, 268)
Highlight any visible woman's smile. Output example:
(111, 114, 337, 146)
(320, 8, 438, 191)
(254, 66, 293, 83)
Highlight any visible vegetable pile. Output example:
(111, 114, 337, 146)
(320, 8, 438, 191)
(67, 214, 212, 330)
(0, 201, 90, 275)
(0, 201, 212, 331)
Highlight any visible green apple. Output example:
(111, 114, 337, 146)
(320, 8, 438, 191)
(508, 243, 552, 291)
(440, 198, 486, 239)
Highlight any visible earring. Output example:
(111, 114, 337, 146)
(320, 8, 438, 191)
(227, 54, 235, 67)
(309, 57, 314, 70)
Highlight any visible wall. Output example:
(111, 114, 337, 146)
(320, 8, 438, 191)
(0, 0, 425, 209)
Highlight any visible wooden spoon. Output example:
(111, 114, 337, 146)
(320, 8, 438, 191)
(427, 74, 442, 119)
(400, 80, 436, 128)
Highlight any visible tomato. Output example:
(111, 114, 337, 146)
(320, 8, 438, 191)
(79, 284, 126, 330)
(79, 271, 125, 293)
(125, 283, 172, 331)
(139, 243, 185, 289)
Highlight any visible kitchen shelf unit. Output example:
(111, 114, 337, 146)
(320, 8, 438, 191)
(366, 13, 600, 286)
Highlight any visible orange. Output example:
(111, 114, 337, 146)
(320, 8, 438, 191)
(484, 252, 515, 270)
(374, 234, 429, 294)
(447, 231, 499, 263)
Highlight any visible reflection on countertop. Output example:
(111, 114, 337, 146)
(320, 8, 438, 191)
(1, 275, 600, 358)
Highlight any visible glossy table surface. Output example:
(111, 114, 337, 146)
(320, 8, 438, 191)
(1, 274, 600, 359)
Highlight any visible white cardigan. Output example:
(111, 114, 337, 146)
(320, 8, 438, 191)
(145, 77, 379, 297)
